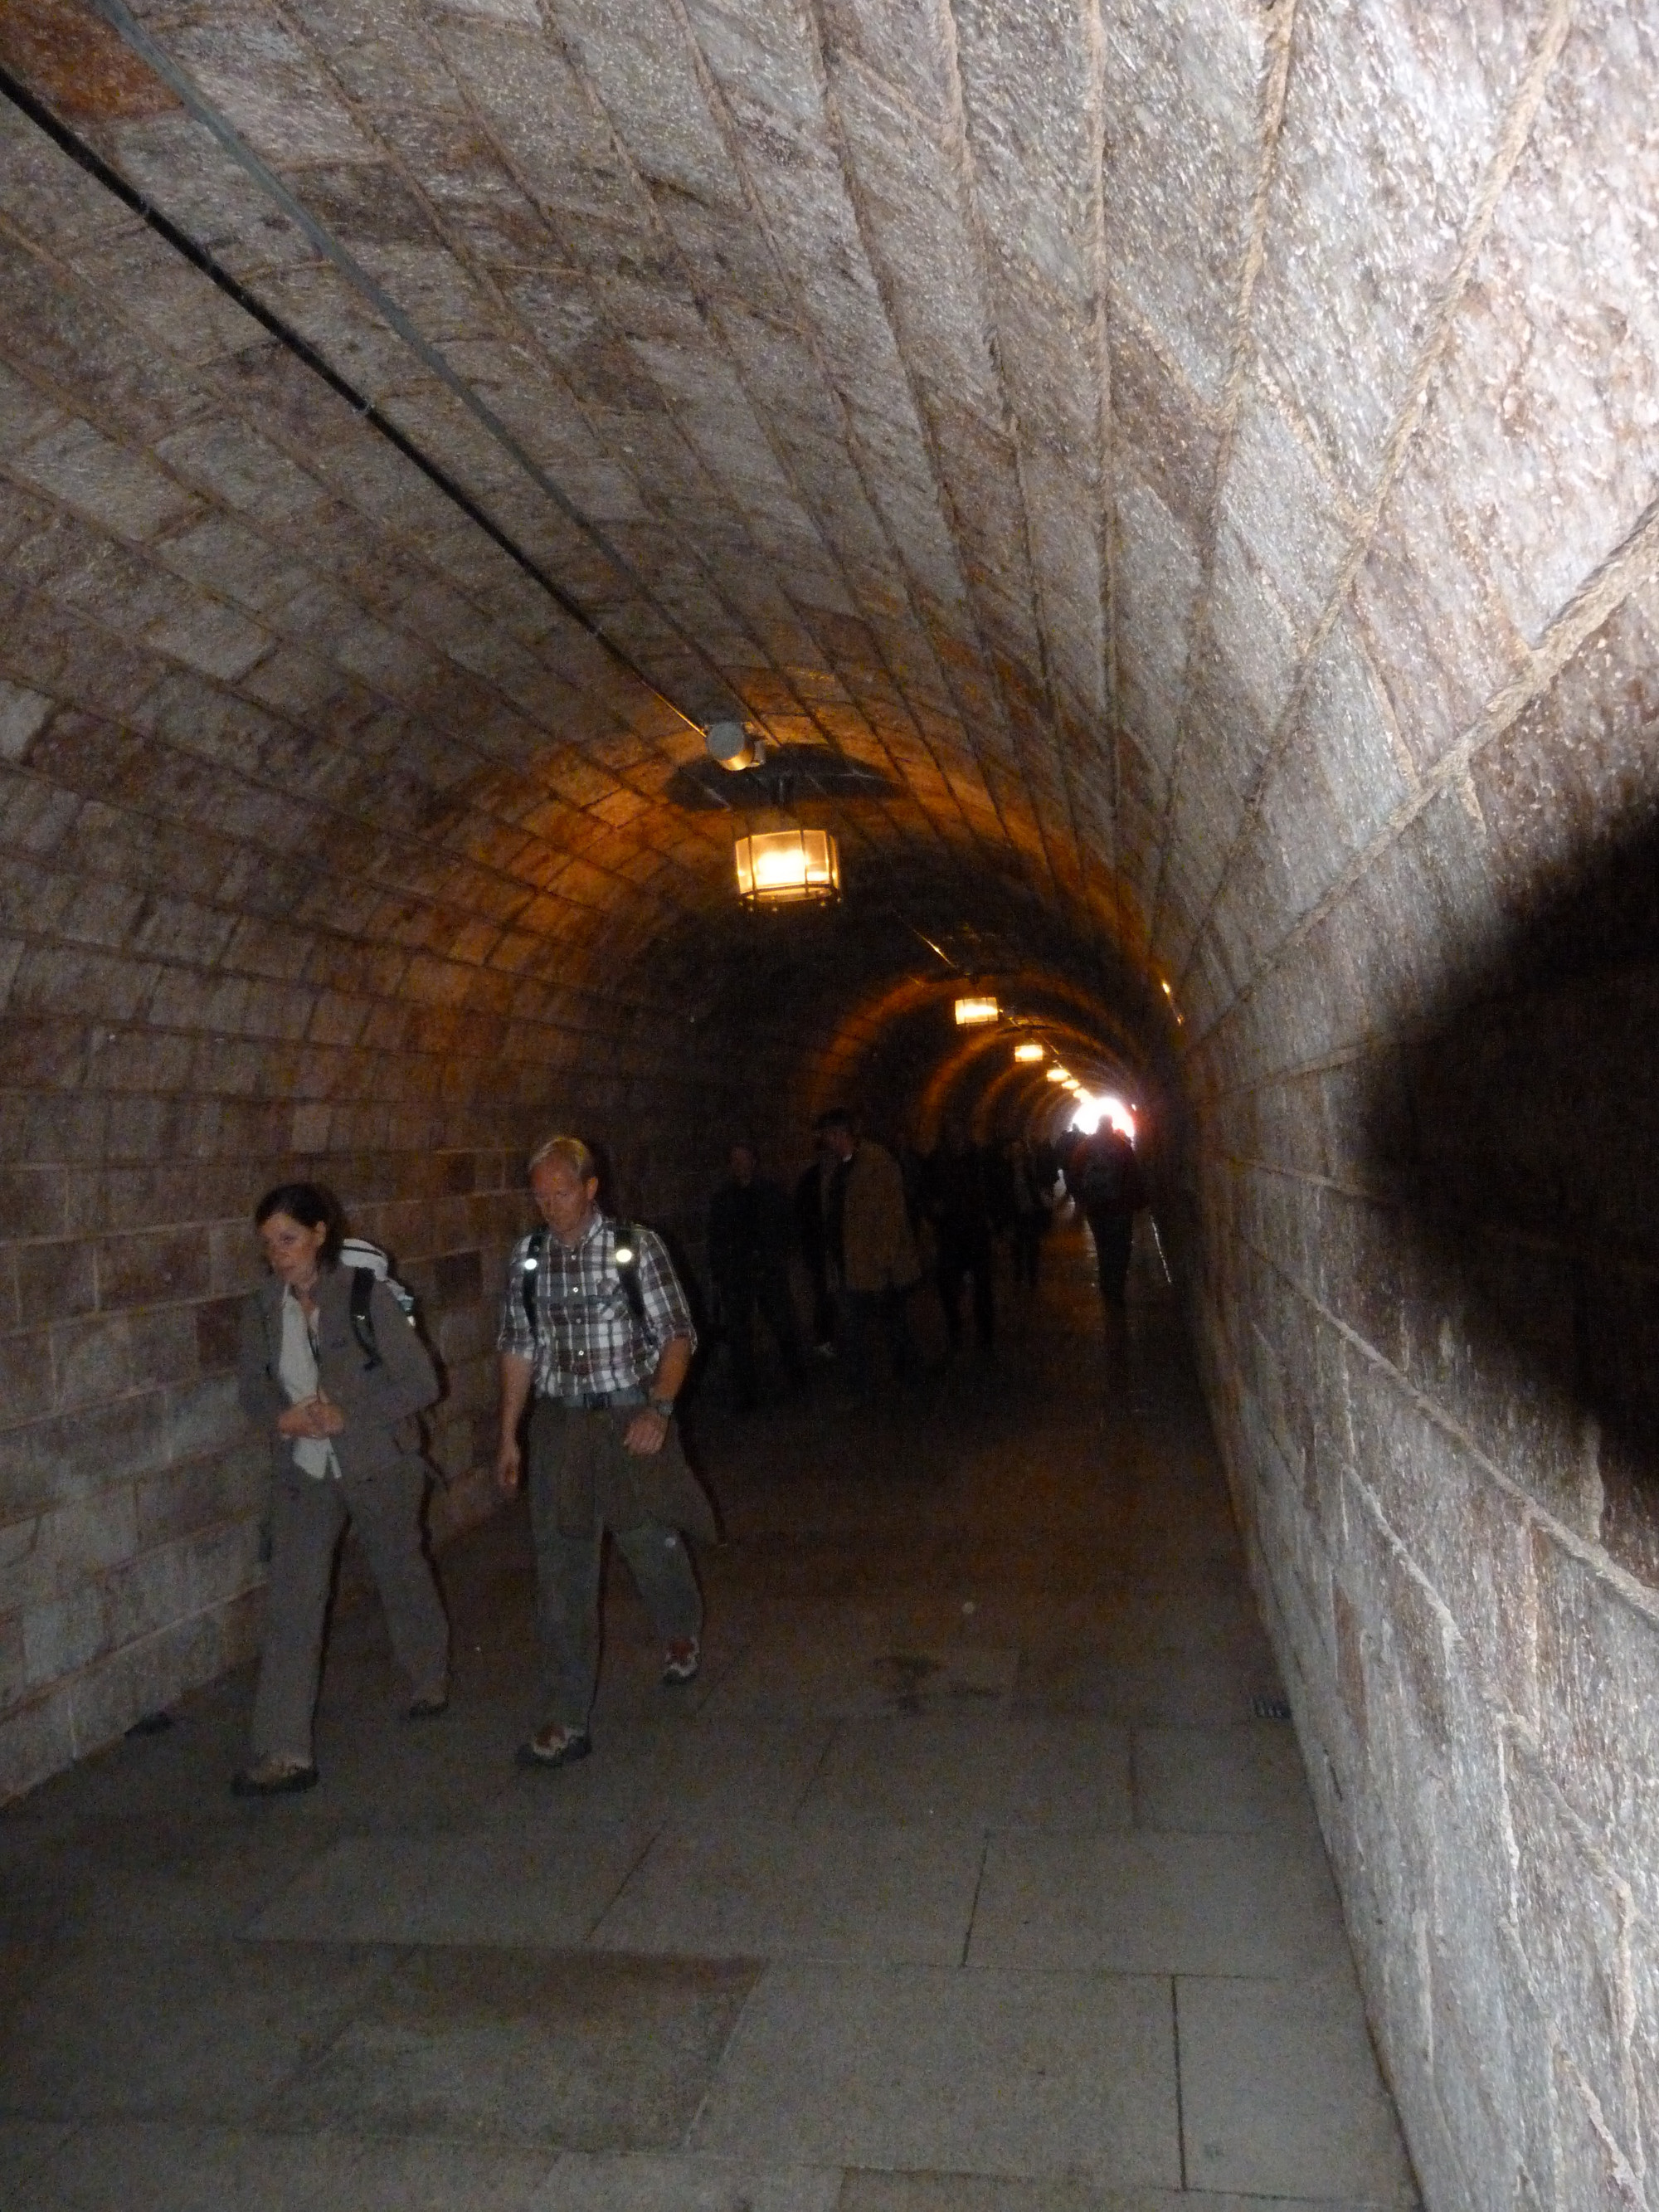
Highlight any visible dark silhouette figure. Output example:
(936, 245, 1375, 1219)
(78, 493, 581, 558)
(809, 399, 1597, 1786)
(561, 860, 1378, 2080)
(924, 1124, 999, 1356)
(1068, 1124, 1145, 1305)
(794, 1140, 837, 1356)
(1005, 1138, 1052, 1289)
(708, 1143, 803, 1411)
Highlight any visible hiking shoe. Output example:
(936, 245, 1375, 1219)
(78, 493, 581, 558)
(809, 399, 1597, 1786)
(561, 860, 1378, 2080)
(514, 1725, 591, 1770)
(231, 1756, 319, 1798)
(663, 1636, 700, 1685)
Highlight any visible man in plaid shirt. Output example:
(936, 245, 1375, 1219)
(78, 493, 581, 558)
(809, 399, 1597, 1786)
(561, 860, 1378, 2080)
(496, 1136, 714, 1768)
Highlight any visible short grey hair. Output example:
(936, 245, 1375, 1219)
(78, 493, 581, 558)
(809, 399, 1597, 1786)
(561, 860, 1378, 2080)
(527, 1134, 596, 1182)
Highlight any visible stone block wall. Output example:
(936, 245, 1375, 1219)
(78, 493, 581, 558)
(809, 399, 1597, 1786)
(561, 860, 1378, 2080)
(1175, 580, 1659, 2212)
(1124, 8, 1659, 2201)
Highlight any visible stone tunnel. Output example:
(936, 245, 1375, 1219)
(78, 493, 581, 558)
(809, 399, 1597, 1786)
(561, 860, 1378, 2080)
(0, 0, 1656, 2205)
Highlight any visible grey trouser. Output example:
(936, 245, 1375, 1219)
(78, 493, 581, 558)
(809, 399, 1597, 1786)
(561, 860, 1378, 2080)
(526, 1404, 702, 1733)
(252, 1459, 449, 1762)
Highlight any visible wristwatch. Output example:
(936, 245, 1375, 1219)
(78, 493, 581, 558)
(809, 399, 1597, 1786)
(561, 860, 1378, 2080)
(648, 1397, 675, 1421)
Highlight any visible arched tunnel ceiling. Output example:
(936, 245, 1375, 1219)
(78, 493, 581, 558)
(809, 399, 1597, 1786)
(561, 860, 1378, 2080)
(0, 0, 1653, 1083)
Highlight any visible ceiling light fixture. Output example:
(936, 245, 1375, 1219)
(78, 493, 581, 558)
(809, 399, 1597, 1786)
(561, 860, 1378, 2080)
(733, 826, 840, 907)
(954, 996, 1000, 1026)
(705, 719, 766, 771)
(1046, 1065, 1071, 1084)
(1014, 1041, 1044, 1063)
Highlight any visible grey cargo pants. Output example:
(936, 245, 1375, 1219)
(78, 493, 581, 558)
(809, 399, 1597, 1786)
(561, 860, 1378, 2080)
(252, 1458, 449, 1763)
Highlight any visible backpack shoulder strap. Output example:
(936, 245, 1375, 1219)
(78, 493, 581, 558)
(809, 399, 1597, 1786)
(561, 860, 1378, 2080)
(612, 1225, 647, 1326)
(521, 1226, 549, 1333)
(348, 1268, 382, 1369)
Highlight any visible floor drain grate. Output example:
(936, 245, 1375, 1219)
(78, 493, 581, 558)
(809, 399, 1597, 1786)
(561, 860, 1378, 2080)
(1253, 1696, 1293, 1721)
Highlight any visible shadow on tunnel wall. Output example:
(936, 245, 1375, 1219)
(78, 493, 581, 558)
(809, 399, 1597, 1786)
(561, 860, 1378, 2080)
(1363, 806, 1659, 1588)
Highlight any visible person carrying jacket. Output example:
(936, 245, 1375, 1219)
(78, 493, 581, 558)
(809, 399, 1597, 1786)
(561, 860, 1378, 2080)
(233, 1182, 448, 1796)
(816, 1107, 922, 1397)
(495, 1135, 715, 1770)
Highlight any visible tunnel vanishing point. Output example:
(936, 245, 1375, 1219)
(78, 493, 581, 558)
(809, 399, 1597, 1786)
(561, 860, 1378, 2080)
(0, 1, 1657, 2205)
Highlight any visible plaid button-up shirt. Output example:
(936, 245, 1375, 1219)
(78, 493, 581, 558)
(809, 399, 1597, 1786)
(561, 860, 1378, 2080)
(496, 1211, 696, 1397)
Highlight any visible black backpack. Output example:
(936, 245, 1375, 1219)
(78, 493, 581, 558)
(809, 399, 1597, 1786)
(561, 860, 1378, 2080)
(340, 1238, 418, 1371)
(520, 1223, 647, 1333)
(1076, 1139, 1143, 1211)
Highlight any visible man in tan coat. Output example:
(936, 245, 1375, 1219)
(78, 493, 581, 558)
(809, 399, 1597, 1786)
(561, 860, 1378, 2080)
(815, 1108, 922, 1399)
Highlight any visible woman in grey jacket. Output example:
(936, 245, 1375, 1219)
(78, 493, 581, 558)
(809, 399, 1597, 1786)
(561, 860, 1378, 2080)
(233, 1182, 449, 1795)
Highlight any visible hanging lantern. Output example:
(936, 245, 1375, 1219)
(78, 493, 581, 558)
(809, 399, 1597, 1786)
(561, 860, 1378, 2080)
(733, 826, 840, 906)
(953, 995, 999, 1026)
(1014, 1040, 1044, 1063)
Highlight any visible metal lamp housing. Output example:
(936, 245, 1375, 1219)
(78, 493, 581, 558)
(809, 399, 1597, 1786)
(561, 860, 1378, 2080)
(734, 826, 841, 906)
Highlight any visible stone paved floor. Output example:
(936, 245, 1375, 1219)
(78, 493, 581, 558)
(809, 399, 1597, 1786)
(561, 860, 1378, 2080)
(0, 1216, 1421, 2210)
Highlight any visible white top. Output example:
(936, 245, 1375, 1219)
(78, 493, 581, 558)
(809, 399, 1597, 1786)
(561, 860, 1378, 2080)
(279, 1285, 339, 1479)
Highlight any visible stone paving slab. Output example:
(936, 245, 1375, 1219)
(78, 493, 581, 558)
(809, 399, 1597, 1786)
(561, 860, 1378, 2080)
(1132, 1720, 1322, 1833)
(478, 1716, 835, 1831)
(698, 1635, 1019, 1721)
(273, 1708, 535, 1831)
(267, 1946, 761, 2149)
(7, 2122, 567, 2212)
(0, 2120, 75, 2191)
(531, 2151, 842, 2210)
(968, 1827, 1350, 1977)
(0, 1938, 397, 2125)
(1010, 1642, 1277, 1726)
(1176, 1968, 1421, 2201)
(836, 2176, 1405, 2210)
(42, 1826, 348, 1945)
(7, 2121, 372, 2212)
(591, 1820, 986, 1966)
(794, 1713, 1132, 1832)
(690, 1962, 1180, 2186)
(246, 1824, 656, 1948)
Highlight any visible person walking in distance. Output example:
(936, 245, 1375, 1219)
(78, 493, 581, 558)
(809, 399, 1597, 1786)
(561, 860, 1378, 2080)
(923, 1120, 998, 1361)
(496, 1137, 716, 1769)
(794, 1134, 838, 1358)
(816, 1108, 922, 1398)
(708, 1142, 804, 1411)
(1005, 1137, 1053, 1290)
(1066, 1122, 1146, 1306)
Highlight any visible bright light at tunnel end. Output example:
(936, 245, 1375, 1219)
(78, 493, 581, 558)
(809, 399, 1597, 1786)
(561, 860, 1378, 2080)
(1068, 1091, 1136, 1138)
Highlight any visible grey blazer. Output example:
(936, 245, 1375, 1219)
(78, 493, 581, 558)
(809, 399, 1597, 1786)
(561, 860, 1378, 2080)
(238, 1263, 440, 1484)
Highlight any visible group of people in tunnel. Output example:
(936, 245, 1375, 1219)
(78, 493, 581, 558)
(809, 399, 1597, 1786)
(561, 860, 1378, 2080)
(707, 1111, 1141, 1401)
(705, 1113, 1076, 1402)
(231, 1112, 1145, 1795)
